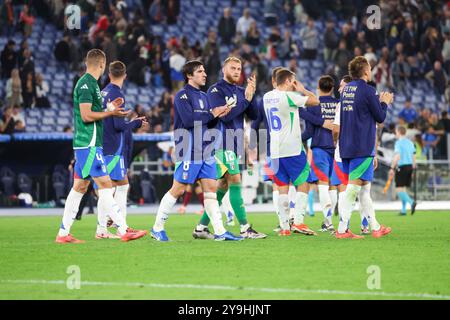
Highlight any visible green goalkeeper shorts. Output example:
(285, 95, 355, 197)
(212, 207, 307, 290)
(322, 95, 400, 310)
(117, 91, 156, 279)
(215, 149, 240, 178)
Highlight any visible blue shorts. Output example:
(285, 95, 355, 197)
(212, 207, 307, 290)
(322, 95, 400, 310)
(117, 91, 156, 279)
(307, 170, 315, 184)
(92, 155, 127, 190)
(342, 157, 374, 182)
(270, 151, 310, 187)
(105, 155, 126, 181)
(173, 159, 217, 184)
(262, 157, 273, 182)
(309, 148, 334, 183)
(330, 160, 348, 186)
(74, 147, 108, 180)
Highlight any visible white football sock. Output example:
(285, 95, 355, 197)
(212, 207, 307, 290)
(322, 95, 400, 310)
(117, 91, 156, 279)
(272, 190, 279, 215)
(58, 188, 84, 237)
(294, 192, 308, 225)
(337, 184, 361, 234)
(203, 192, 226, 235)
(360, 183, 380, 231)
(153, 191, 177, 232)
(330, 189, 338, 218)
(114, 184, 129, 219)
(288, 185, 296, 219)
(222, 190, 234, 217)
(318, 184, 332, 225)
(277, 194, 290, 230)
(98, 188, 128, 235)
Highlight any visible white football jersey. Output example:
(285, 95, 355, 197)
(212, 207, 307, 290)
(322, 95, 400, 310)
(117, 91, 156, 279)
(333, 102, 342, 162)
(263, 89, 308, 159)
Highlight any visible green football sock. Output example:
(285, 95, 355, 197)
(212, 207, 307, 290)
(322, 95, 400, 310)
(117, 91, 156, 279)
(229, 183, 248, 226)
(198, 188, 227, 226)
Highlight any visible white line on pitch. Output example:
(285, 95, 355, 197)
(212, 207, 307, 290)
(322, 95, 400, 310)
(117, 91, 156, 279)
(1, 279, 449, 300)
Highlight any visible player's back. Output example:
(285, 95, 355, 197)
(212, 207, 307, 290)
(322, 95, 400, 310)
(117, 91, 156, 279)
(339, 79, 386, 159)
(263, 89, 303, 159)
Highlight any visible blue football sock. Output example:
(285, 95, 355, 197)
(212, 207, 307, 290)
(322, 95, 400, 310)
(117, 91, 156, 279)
(398, 192, 408, 214)
(308, 190, 315, 216)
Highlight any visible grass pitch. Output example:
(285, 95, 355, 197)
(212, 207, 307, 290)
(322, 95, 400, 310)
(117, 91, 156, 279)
(0, 210, 449, 300)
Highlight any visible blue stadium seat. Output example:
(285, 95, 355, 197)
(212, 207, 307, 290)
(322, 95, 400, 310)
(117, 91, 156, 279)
(26, 118, 39, 126)
(43, 117, 56, 126)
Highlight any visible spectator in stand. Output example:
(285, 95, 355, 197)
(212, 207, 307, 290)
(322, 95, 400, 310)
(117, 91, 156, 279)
(6, 69, 22, 107)
(236, 8, 254, 38)
(245, 21, 261, 48)
(401, 17, 417, 57)
(148, 0, 162, 24)
(278, 29, 298, 62)
(442, 28, 450, 75)
(293, 0, 308, 24)
(426, 61, 448, 96)
(11, 105, 25, 131)
(1, 40, 17, 79)
(204, 42, 221, 88)
(264, 0, 282, 26)
(165, 0, 180, 25)
(35, 73, 51, 108)
(324, 20, 339, 62)
(158, 91, 173, 132)
(22, 72, 35, 108)
(169, 48, 186, 91)
(391, 54, 410, 93)
(203, 30, 218, 59)
(0, 0, 15, 38)
(437, 111, 450, 159)
(19, 4, 34, 38)
(218, 8, 236, 46)
(0, 106, 16, 134)
(399, 99, 418, 125)
(416, 108, 431, 133)
(54, 34, 73, 67)
(414, 134, 426, 161)
(372, 56, 392, 92)
(19, 48, 34, 81)
(334, 39, 352, 79)
(406, 122, 421, 141)
(299, 17, 318, 60)
(0, 105, 24, 134)
(340, 22, 356, 50)
(421, 27, 442, 65)
(423, 113, 445, 159)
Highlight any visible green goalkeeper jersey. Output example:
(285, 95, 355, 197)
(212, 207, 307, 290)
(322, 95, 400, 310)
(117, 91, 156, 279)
(72, 73, 104, 149)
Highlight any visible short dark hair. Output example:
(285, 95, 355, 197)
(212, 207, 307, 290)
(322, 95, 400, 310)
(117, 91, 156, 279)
(342, 75, 352, 83)
(348, 56, 370, 79)
(318, 75, 334, 93)
(109, 61, 126, 78)
(276, 69, 295, 86)
(271, 66, 285, 81)
(182, 60, 204, 82)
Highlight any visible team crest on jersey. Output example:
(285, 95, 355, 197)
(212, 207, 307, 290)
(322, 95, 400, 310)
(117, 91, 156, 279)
(80, 84, 88, 90)
(182, 171, 188, 180)
(199, 99, 205, 109)
(211, 87, 219, 93)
